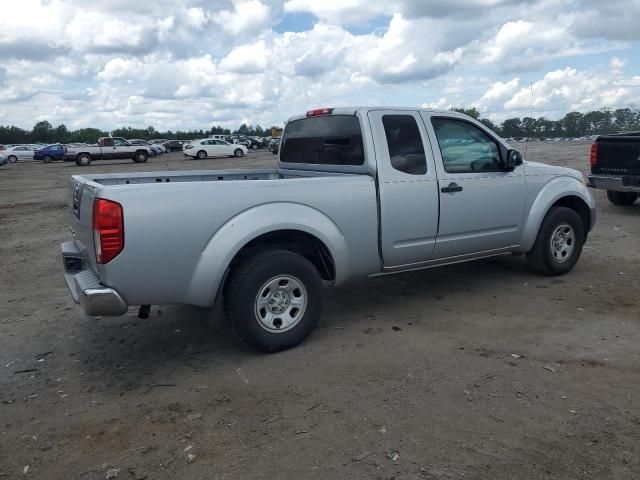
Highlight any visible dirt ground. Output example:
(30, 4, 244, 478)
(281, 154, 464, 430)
(1, 143, 638, 480)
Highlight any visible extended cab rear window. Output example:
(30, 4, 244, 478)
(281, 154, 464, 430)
(280, 115, 364, 165)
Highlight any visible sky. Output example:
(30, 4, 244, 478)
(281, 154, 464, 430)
(0, 0, 639, 131)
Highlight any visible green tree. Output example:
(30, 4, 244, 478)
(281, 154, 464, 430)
(32, 120, 54, 143)
(451, 107, 480, 119)
(501, 118, 524, 137)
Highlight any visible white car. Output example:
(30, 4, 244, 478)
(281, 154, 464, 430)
(4, 145, 35, 163)
(184, 139, 248, 159)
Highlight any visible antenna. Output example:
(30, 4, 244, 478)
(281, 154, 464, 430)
(524, 83, 534, 160)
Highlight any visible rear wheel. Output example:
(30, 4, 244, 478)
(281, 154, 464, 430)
(224, 250, 323, 352)
(234, 149, 243, 158)
(76, 153, 91, 166)
(133, 150, 148, 163)
(527, 206, 585, 276)
(197, 150, 207, 159)
(606, 190, 638, 205)
(8, 155, 17, 163)
(43, 155, 52, 163)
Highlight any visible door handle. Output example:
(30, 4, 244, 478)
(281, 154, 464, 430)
(441, 182, 463, 193)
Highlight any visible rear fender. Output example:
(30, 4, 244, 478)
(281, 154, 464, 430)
(186, 202, 348, 307)
(517, 176, 595, 252)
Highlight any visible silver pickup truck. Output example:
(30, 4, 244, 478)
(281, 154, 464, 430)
(61, 107, 596, 352)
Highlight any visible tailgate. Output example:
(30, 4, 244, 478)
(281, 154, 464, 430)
(593, 137, 640, 175)
(68, 176, 98, 269)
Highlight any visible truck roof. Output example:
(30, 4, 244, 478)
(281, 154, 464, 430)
(286, 106, 454, 123)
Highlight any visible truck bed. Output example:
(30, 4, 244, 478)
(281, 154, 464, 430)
(87, 168, 333, 186)
(68, 168, 381, 308)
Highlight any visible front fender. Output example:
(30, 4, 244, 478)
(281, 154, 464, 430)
(185, 202, 348, 307)
(517, 176, 596, 253)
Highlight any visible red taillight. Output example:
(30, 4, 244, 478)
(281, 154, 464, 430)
(93, 198, 124, 264)
(589, 143, 598, 166)
(306, 108, 334, 117)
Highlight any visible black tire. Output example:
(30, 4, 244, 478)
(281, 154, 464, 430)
(606, 190, 638, 206)
(224, 249, 323, 352)
(76, 153, 91, 166)
(43, 155, 53, 163)
(234, 149, 243, 158)
(197, 150, 207, 159)
(133, 150, 148, 163)
(8, 155, 17, 163)
(527, 206, 585, 276)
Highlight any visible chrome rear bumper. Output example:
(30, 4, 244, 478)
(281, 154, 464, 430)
(587, 175, 640, 193)
(61, 241, 128, 316)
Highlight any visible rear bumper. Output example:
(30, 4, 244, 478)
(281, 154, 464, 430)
(61, 241, 128, 316)
(587, 174, 640, 193)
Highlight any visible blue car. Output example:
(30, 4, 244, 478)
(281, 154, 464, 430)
(34, 144, 66, 163)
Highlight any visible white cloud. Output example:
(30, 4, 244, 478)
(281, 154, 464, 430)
(213, 0, 272, 35)
(220, 41, 270, 73)
(0, 0, 639, 132)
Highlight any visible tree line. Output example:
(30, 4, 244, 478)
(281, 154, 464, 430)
(1, 108, 639, 144)
(0, 122, 279, 145)
(452, 107, 640, 138)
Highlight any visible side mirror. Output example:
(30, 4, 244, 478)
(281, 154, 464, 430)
(505, 149, 523, 170)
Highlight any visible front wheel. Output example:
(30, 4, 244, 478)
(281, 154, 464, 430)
(43, 155, 53, 163)
(197, 150, 207, 159)
(76, 153, 91, 166)
(606, 190, 638, 206)
(8, 155, 17, 163)
(224, 250, 323, 352)
(251, 144, 258, 150)
(526, 206, 585, 276)
(234, 149, 243, 158)
(133, 151, 148, 163)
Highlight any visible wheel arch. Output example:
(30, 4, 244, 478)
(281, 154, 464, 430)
(186, 203, 347, 307)
(518, 176, 595, 253)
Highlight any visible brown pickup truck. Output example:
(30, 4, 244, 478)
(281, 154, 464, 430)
(65, 137, 152, 166)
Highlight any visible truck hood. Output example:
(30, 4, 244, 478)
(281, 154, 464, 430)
(524, 161, 583, 181)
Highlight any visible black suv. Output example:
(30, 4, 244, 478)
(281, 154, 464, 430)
(163, 140, 185, 152)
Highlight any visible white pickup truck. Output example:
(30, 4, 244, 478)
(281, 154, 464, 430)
(65, 137, 152, 166)
(61, 107, 596, 352)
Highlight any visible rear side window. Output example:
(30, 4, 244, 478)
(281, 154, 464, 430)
(280, 115, 364, 165)
(382, 115, 427, 175)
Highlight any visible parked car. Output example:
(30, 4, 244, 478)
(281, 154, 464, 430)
(65, 137, 152, 166)
(60, 107, 595, 352)
(184, 139, 248, 159)
(34, 144, 66, 163)
(587, 132, 640, 205)
(162, 139, 185, 152)
(128, 139, 162, 157)
(0, 153, 7, 167)
(269, 137, 281, 155)
(4, 145, 35, 163)
(149, 139, 168, 152)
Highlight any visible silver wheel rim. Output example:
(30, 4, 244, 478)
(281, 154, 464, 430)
(138, 153, 146, 161)
(550, 223, 575, 263)
(198, 151, 206, 158)
(254, 275, 307, 333)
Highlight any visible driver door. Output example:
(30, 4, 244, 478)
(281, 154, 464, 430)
(112, 138, 131, 159)
(421, 113, 526, 259)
